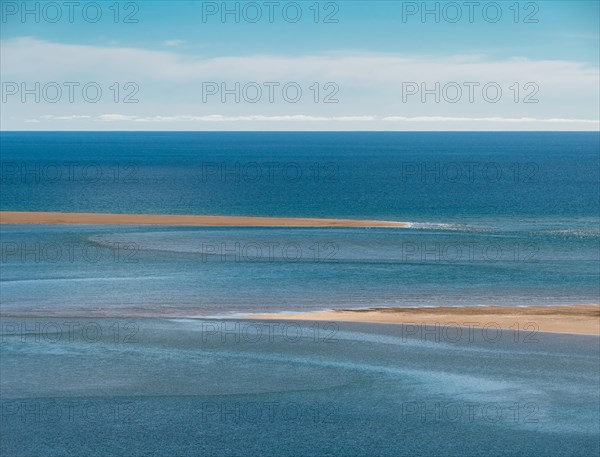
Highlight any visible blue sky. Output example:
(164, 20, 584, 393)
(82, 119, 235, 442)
(1, 0, 599, 130)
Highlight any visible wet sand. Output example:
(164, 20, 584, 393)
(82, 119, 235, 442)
(0, 211, 408, 228)
(250, 305, 600, 335)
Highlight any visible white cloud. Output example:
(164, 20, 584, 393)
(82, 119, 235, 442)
(164, 40, 186, 47)
(382, 116, 599, 124)
(97, 114, 140, 122)
(40, 114, 92, 120)
(3, 37, 596, 86)
(35, 114, 598, 125)
(39, 114, 376, 122)
(1, 37, 598, 130)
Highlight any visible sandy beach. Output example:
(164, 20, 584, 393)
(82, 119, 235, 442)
(250, 305, 600, 335)
(0, 211, 408, 228)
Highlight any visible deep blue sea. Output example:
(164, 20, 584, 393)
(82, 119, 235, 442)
(1, 132, 598, 221)
(1, 132, 598, 315)
(1, 132, 599, 456)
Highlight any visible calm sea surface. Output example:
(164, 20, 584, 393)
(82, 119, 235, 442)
(1, 132, 598, 315)
(1, 132, 598, 456)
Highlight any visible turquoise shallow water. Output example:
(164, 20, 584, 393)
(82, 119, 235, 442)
(0, 223, 598, 316)
(1, 318, 599, 456)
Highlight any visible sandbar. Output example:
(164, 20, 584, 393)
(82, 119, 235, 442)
(0, 211, 408, 228)
(249, 305, 600, 335)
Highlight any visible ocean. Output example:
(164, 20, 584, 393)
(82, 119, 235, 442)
(1, 318, 599, 456)
(1, 132, 598, 316)
(1, 132, 599, 456)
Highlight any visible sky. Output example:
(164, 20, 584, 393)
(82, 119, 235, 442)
(1, 0, 599, 131)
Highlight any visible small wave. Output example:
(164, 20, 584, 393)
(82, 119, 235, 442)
(405, 222, 494, 233)
(541, 229, 600, 239)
